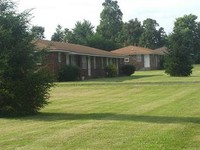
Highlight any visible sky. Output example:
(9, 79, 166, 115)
(17, 0, 200, 40)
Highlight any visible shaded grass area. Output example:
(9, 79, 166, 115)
(9, 112, 200, 124)
(0, 65, 200, 149)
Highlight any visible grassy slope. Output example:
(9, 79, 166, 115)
(0, 65, 200, 150)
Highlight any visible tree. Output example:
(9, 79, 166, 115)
(139, 18, 166, 49)
(87, 33, 119, 51)
(171, 14, 200, 64)
(164, 15, 196, 76)
(96, 0, 123, 42)
(117, 18, 143, 46)
(0, 0, 54, 115)
(66, 20, 94, 45)
(31, 25, 45, 39)
(51, 24, 65, 42)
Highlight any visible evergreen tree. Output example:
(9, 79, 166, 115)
(51, 24, 65, 42)
(164, 15, 195, 76)
(0, 0, 54, 115)
(66, 20, 94, 45)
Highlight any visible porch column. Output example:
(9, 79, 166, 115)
(116, 58, 119, 75)
(65, 53, 69, 65)
(88, 56, 91, 77)
(93, 56, 96, 69)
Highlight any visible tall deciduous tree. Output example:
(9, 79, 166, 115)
(0, 0, 53, 115)
(139, 18, 166, 49)
(164, 14, 197, 76)
(118, 18, 143, 46)
(97, 0, 123, 42)
(31, 25, 45, 39)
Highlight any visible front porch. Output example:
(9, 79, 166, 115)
(50, 52, 121, 79)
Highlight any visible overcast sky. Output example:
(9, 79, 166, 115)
(17, 0, 200, 40)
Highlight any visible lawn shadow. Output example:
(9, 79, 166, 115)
(10, 112, 200, 124)
(86, 74, 161, 83)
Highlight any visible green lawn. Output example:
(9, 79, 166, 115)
(1, 65, 200, 150)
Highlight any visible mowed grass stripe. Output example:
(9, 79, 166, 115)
(0, 65, 200, 149)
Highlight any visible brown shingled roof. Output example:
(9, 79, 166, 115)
(154, 46, 168, 55)
(34, 40, 122, 58)
(112, 46, 164, 55)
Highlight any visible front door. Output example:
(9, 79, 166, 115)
(144, 55, 150, 68)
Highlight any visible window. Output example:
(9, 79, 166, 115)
(124, 57, 129, 62)
(106, 58, 109, 65)
(136, 55, 142, 62)
(70, 55, 76, 65)
(101, 57, 104, 69)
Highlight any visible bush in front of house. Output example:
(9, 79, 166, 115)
(105, 64, 117, 77)
(58, 65, 80, 81)
(120, 65, 136, 76)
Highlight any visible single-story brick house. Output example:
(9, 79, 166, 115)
(35, 40, 123, 79)
(112, 46, 164, 70)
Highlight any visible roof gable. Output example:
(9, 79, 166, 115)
(112, 46, 164, 55)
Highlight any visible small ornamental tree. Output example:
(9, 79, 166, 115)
(0, 0, 54, 115)
(105, 64, 117, 77)
(164, 15, 195, 77)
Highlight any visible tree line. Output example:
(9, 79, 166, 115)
(31, 0, 200, 78)
(32, 0, 167, 50)
(31, 0, 200, 66)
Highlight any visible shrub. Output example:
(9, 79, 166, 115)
(0, 70, 54, 116)
(0, 0, 54, 116)
(58, 65, 80, 81)
(105, 64, 117, 77)
(120, 65, 136, 76)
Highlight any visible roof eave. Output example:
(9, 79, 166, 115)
(48, 49, 124, 58)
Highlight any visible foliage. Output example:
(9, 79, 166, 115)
(31, 25, 45, 39)
(96, 0, 123, 43)
(0, 0, 54, 115)
(139, 18, 166, 49)
(58, 65, 80, 81)
(67, 20, 94, 45)
(120, 65, 136, 76)
(51, 24, 65, 42)
(105, 64, 117, 77)
(171, 14, 200, 64)
(164, 48, 193, 77)
(117, 18, 143, 46)
(164, 15, 196, 76)
(87, 33, 120, 51)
